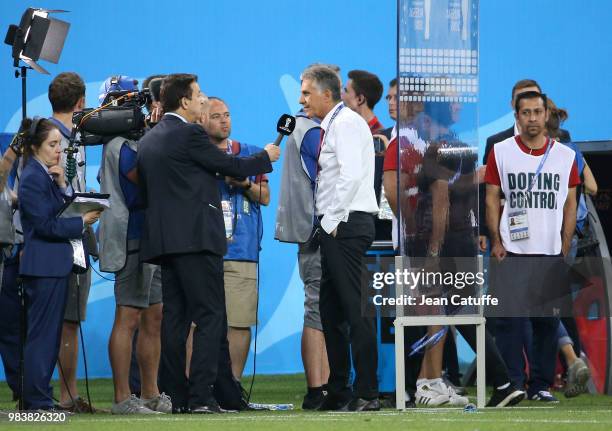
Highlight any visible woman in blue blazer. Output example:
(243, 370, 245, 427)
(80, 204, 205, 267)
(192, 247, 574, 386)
(17, 118, 101, 410)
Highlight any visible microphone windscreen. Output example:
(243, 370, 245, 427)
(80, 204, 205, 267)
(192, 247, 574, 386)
(276, 114, 296, 136)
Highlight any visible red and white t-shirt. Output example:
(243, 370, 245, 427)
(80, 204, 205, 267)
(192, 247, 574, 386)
(383, 126, 428, 248)
(485, 136, 580, 255)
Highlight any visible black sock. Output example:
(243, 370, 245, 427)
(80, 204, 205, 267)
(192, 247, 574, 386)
(307, 386, 323, 396)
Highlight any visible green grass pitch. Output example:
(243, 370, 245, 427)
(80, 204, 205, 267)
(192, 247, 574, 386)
(1, 374, 611, 430)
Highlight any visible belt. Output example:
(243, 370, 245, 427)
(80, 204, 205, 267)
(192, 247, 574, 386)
(317, 211, 371, 222)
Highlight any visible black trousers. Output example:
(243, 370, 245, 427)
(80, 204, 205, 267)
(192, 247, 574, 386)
(319, 212, 377, 400)
(23, 276, 68, 409)
(159, 251, 232, 409)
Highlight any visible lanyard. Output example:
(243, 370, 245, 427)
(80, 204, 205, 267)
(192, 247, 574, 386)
(314, 103, 344, 220)
(317, 103, 345, 159)
(527, 138, 553, 192)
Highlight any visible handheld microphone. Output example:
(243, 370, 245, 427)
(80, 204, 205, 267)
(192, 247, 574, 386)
(273, 114, 296, 146)
(230, 114, 295, 183)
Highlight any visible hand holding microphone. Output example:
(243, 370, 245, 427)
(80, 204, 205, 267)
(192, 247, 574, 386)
(264, 144, 281, 162)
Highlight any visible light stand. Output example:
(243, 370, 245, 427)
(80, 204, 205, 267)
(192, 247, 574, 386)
(4, 8, 70, 410)
(5, 8, 70, 119)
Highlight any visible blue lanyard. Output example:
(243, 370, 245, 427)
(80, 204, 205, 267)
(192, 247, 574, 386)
(314, 103, 345, 221)
(527, 138, 553, 193)
(319, 103, 344, 155)
(409, 326, 448, 357)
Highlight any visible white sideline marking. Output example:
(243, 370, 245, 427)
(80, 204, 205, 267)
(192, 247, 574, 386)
(64, 410, 612, 425)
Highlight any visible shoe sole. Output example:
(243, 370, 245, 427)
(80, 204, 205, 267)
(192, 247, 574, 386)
(530, 395, 559, 403)
(565, 366, 591, 398)
(448, 398, 469, 407)
(493, 390, 525, 407)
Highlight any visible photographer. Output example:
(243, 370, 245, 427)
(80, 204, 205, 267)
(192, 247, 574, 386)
(96, 76, 169, 415)
(17, 117, 100, 411)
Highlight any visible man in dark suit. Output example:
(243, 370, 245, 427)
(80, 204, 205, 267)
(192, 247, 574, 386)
(137, 74, 280, 414)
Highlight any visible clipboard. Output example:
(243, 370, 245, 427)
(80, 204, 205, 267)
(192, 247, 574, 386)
(58, 192, 110, 218)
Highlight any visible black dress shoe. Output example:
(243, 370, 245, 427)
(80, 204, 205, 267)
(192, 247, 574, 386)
(302, 390, 326, 410)
(191, 404, 221, 414)
(317, 394, 351, 411)
(191, 403, 237, 414)
(346, 397, 380, 412)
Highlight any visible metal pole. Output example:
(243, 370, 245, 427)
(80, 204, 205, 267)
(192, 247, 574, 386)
(394, 255, 406, 410)
(476, 321, 486, 408)
(20, 66, 27, 120)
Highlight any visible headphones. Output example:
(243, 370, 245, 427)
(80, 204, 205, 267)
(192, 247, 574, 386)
(28, 116, 42, 137)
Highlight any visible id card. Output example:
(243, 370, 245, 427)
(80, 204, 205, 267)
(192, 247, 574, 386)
(222, 200, 233, 239)
(508, 209, 529, 241)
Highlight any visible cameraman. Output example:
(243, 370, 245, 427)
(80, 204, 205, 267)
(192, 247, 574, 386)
(47, 71, 99, 413)
(97, 76, 169, 415)
(142, 75, 166, 128)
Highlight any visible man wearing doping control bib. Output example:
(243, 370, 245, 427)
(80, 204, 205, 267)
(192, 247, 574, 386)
(484, 91, 580, 402)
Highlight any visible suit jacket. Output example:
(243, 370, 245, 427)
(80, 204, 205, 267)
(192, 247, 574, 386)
(18, 160, 84, 277)
(137, 115, 273, 263)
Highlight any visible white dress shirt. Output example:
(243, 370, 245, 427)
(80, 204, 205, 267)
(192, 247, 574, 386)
(316, 102, 379, 234)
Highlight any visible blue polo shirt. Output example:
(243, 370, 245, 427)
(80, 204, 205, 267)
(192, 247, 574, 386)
(118, 144, 143, 239)
(297, 111, 321, 189)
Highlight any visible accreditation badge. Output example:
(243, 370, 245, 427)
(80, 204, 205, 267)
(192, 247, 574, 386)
(242, 197, 250, 215)
(222, 200, 233, 239)
(508, 209, 529, 241)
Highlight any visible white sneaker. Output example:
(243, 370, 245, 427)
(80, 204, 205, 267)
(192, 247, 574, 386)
(565, 358, 591, 398)
(441, 381, 469, 406)
(415, 380, 450, 406)
(111, 394, 160, 415)
(141, 392, 172, 414)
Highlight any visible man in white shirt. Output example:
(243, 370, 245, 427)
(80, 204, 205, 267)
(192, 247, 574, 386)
(299, 65, 379, 411)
